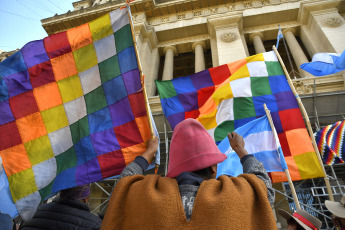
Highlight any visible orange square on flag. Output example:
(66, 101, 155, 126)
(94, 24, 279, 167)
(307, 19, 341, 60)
(67, 24, 93, 51)
(33, 82, 63, 111)
(135, 117, 151, 142)
(0, 144, 31, 176)
(121, 142, 146, 165)
(51, 52, 78, 81)
(271, 156, 301, 182)
(285, 129, 314, 156)
(227, 58, 247, 74)
(16, 112, 47, 143)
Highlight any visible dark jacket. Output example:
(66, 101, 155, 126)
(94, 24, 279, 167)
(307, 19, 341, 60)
(20, 197, 101, 230)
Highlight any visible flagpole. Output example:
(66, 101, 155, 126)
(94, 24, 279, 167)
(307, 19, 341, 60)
(126, 2, 159, 173)
(264, 104, 301, 210)
(125, 3, 154, 138)
(272, 46, 334, 201)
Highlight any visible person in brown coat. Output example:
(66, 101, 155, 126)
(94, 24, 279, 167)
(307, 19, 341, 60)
(101, 118, 276, 230)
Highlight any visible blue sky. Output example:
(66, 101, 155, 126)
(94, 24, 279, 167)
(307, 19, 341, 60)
(0, 0, 75, 52)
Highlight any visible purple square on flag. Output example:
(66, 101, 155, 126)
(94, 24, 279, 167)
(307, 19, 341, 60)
(91, 128, 120, 155)
(109, 97, 135, 127)
(52, 167, 76, 193)
(177, 91, 198, 112)
(21, 40, 49, 68)
(274, 91, 299, 111)
(76, 158, 103, 186)
(0, 100, 14, 125)
(271, 111, 284, 134)
(167, 112, 185, 130)
(234, 117, 256, 129)
(122, 69, 141, 95)
(3, 71, 32, 97)
(191, 69, 214, 90)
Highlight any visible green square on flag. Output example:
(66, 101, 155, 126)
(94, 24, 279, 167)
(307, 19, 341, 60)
(233, 97, 256, 120)
(266, 62, 284, 76)
(214, 120, 235, 142)
(115, 24, 134, 53)
(70, 117, 90, 144)
(155, 81, 177, 99)
(251, 77, 272, 96)
(85, 86, 108, 114)
(55, 148, 77, 174)
(99, 55, 121, 83)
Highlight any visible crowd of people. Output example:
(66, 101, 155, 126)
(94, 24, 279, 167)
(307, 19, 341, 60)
(1, 119, 344, 229)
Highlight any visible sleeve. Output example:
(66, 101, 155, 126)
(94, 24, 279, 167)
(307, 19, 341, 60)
(98, 156, 150, 219)
(118, 156, 149, 179)
(241, 155, 275, 206)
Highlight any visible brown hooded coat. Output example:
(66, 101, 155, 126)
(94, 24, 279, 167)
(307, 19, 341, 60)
(101, 173, 276, 230)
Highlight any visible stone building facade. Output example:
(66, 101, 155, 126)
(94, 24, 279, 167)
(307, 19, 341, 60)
(40, 0, 345, 228)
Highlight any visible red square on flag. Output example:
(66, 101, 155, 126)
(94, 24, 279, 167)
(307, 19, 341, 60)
(209, 64, 231, 86)
(197, 86, 215, 108)
(98, 150, 126, 178)
(0, 122, 22, 151)
(279, 108, 306, 131)
(278, 132, 291, 157)
(44, 31, 72, 59)
(10, 91, 39, 119)
(114, 120, 143, 149)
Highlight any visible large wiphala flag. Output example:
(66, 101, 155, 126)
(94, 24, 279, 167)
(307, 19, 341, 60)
(156, 51, 324, 183)
(0, 8, 155, 219)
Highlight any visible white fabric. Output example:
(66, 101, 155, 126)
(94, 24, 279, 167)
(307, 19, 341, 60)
(311, 53, 337, 63)
(15, 191, 41, 221)
(243, 131, 276, 154)
(263, 51, 278, 62)
(216, 98, 234, 125)
(64, 96, 87, 125)
(32, 158, 57, 190)
(230, 77, 252, 97)
(48, 127, 73, 156)
(79, 65, 101, 95)
(247, 61, 268, 77)
(94, 35, 117, 63)
(110, 8, 130, 33)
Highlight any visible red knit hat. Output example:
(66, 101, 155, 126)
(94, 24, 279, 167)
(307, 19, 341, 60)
(166, 119, 227, 178)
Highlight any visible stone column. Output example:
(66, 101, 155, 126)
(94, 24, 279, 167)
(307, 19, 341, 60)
(283, 28, 310, 78)
(250, 33, 266, 54)
(162, 46, 177, 81)
(192, 41, 206, 73)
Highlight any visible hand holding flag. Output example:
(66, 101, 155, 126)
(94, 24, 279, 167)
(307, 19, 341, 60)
(216, 115, 288, 178)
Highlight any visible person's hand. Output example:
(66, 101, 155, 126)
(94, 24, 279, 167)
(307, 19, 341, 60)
(141, 137, 159, 162)
(228, 132, 248, 159)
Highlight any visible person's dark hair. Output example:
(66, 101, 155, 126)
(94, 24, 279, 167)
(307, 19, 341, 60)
(192, 167, 213, 179)
(60, 184, 90, 200)
(287, 218, 305, 230)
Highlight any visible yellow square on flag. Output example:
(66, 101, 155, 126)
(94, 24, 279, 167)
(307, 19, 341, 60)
(57, 75, 83, 103)
(89, 14, 113, 41)
(41, 105, 69, 133)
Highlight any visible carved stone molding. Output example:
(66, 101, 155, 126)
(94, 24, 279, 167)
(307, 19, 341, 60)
(323, 17, 344, 28)
(220, 32, 237, 43)
(158, 34, 210, 47)
(293, 81, 313, 94)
